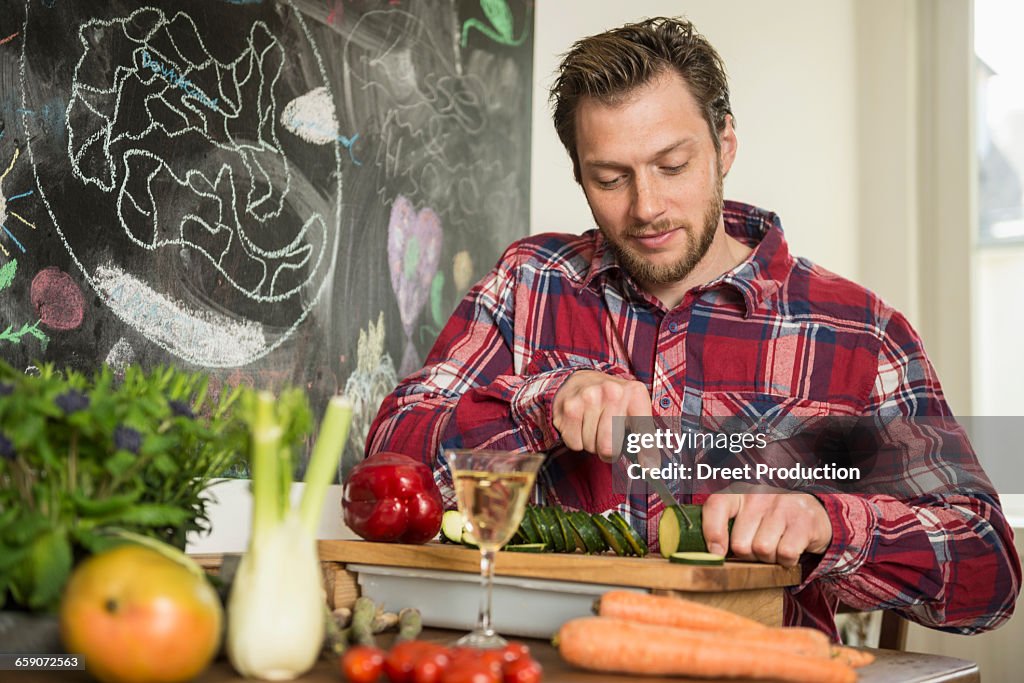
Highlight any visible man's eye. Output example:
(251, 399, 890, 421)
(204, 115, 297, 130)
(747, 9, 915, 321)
(596, 175, 624, 189)
(663, 163, 688, 174)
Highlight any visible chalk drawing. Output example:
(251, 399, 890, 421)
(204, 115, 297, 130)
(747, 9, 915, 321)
(341, 311, 398, 479)
(30, 267, 85, 331)
(0, 319, 47, 347)
(386, 194, 441, 376)
(105, 337, 136, 372)
(18, 2, 343, 367)
(326, 1, 341, 26)
(0, 259, 16, 292)
(461, 0, 530, 48)
(453, 249, 473, 294)
(340, 6, 524, 243)
(94, 263, 266, 367)
(138, 49, 219, 111)
(0, 146, 37, 259)
(281, 86, 362, 164)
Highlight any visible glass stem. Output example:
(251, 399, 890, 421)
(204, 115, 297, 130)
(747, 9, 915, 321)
(476, 548, 496, 635)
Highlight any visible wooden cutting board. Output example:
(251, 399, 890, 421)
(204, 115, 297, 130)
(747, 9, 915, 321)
(317, 540, 800, 592)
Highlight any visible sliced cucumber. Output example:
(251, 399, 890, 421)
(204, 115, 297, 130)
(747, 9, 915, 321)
(518, 508, 541, 544)
(569, 511, 605, 554)
(592, 515, 631, 556)
(658, 504, 705, 558)
(555, 508, 583, 553)
(541, 507, 567, 552)
(608, 511, 649, 557)
(442, 510, 467, 544)
(527, 506, 552, 548)
(669, 551, 725, 566)
(503, 543, 548, 553)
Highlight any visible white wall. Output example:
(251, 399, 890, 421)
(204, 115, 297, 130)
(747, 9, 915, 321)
(529, 0, 860, 282)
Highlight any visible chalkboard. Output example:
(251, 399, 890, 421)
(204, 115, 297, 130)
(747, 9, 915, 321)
(0, 0, 533, 476)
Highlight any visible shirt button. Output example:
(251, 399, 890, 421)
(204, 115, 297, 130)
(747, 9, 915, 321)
(659, 396, 672, 409)
(668, 322, 679, 333)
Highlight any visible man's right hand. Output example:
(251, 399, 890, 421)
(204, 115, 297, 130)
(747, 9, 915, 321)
(552, 370, 653, 462)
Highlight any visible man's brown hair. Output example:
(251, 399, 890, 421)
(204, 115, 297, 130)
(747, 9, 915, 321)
(550, 17, 733, 183)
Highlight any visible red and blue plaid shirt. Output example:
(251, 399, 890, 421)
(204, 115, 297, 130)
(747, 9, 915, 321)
(367, 200, 1020, 638)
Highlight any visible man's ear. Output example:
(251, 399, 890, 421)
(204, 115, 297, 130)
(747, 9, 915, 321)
(719, 114, 738, 177)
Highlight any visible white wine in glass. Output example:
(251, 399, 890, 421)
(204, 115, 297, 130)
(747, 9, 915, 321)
(445, 449, 544, 648)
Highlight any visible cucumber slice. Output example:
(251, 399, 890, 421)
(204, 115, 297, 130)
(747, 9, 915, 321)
(608, 511, 649, 557)
(503, 543, 548, 553)
(592, 515, 630, 556)
(658, 504, 704, 558)
(543, 507, 568, 552)
(441, 510, 467, 544)
(658, 505, 733, 558)
(527, 506, 551, 548)
(669, 551, 725, 566)
(569, 511, 605, 554)
(555, 508, 584, 553)
(518, 508, 541, 544)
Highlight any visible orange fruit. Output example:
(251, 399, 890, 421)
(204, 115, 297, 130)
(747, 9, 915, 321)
(59, 544, 223, 683)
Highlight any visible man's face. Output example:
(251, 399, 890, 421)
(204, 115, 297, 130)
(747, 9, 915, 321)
(575, 70, 736, 287)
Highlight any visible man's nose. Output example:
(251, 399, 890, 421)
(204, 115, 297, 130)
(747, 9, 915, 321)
(629, 174, 666, 225)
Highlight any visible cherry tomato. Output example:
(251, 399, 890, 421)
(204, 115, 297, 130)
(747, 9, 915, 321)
(499, 642, 531, 664)
(502, 657, 542, 683)
(385, 641, 435, 683)
(340, 645, 385, 683)
(478, 650, 505, 677)
(440, 662, 499, 683)
(412, 646, 452, 683)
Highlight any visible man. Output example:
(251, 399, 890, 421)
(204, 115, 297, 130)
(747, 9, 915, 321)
(366, 17, 1020, 636)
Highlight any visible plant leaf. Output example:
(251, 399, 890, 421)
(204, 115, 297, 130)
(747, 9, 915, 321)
(72, 488, 142, 517)
(8, 527, 72, 611)
(104, 450, 137, 477)
(97, 504, 192, 527)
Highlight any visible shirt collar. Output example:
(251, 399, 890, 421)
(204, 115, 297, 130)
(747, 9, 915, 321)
(577, 200, 795, 316)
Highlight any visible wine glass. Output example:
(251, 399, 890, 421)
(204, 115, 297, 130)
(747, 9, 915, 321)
(444, 449, 545, 648)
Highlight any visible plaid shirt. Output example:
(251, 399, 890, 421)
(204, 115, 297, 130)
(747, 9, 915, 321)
(367, 200, 1020, 638)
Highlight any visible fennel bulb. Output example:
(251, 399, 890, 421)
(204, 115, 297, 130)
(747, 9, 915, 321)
(227, 392, 352, 681)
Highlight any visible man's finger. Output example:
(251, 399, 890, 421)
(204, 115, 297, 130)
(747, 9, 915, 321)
(701, 493, 741, 557)
(750, 511, 787, 565)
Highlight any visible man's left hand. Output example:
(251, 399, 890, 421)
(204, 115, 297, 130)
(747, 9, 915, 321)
(701, 492, 833, 568)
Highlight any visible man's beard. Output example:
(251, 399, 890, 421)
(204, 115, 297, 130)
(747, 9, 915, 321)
(600, 171, 724, 287)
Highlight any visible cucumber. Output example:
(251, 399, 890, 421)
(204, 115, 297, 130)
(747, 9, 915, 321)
(518, 508, 541, 544)
(592, 515, 631, 556)
(556, 507, 585, 553)
(541, 507, 568, 552)
(658, 504, 705, 558)
(658, 504, 733, 558)
(528, 506, 552, 548)
(569, 511, 605, 554)
(441, 510, 467, 544)
(608, 511, 649, 557)
(503, 543, 548, 553)
(669, 551, 725, 566)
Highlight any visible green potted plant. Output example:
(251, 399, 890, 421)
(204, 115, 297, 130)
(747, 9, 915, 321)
(0, 360, 249, 613)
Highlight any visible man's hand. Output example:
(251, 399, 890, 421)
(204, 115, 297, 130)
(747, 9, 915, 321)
(702, 492, 833, 567)
(552, 370, 652, 463)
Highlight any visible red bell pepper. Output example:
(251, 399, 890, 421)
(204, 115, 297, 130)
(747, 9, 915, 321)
(342, 451, 444, 544)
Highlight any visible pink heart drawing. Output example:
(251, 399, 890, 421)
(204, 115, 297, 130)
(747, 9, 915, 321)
(387, 195, 442, 339)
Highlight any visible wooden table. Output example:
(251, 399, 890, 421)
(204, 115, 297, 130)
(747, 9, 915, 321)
(4, 629, 980, 682)
(316, 540, 801, 627)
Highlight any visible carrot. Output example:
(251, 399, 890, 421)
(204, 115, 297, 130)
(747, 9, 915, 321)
(832, 645, 876, 668)
(556, 617, 857, 683)
(597, 589, 768, 632)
